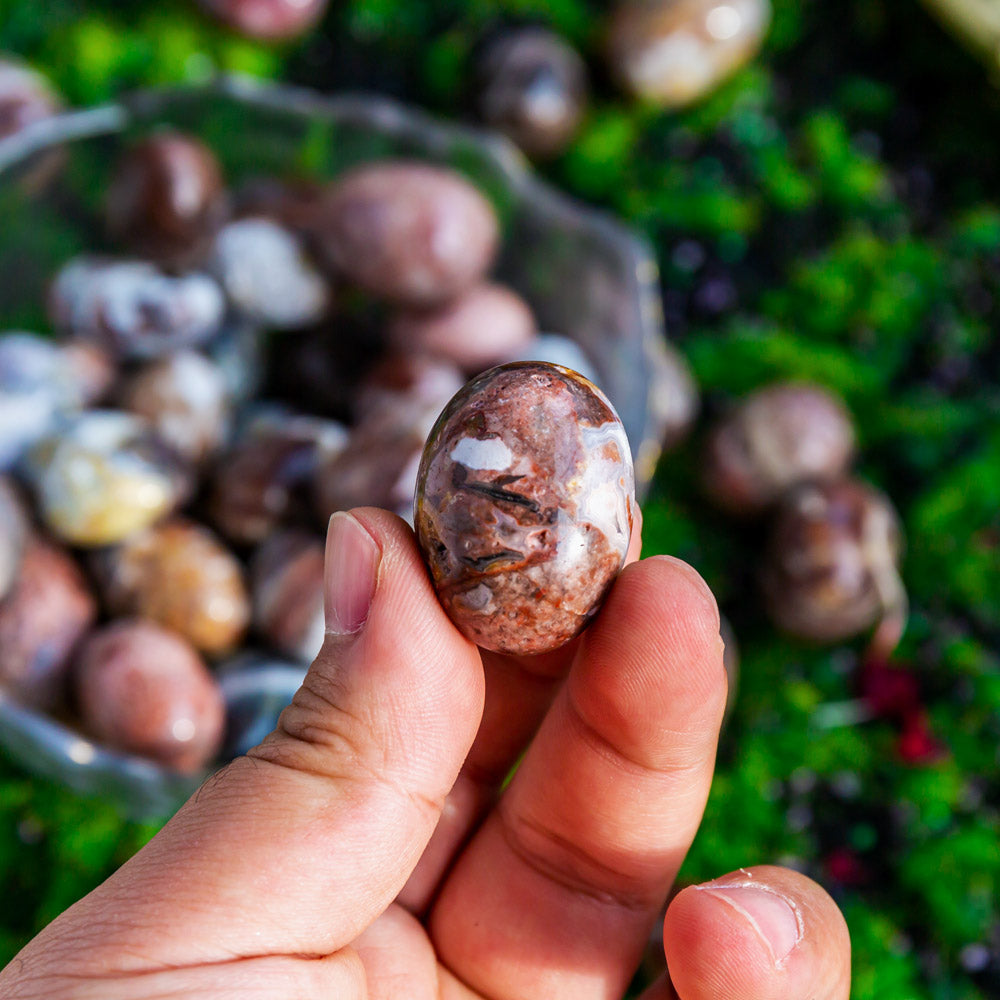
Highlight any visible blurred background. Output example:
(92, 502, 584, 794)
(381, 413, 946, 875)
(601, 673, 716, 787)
(1, 0, 1000, 996)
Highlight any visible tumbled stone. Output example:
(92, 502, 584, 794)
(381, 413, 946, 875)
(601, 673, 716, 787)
(316, 161, 500, 306)
(210, 217, 331, 328)
(95, 519, 250, 657)
(0, 333, 114, 472)
(388, 282, 537, 374)
(264, 321, 384, 422)
(501, 333, 599, 385)
(650, 340, 700, 450)
(209, 411, 347, 544)
(198, 0, 329, 40)
(49, 257, 225, 359)
(474, 26, 588, 159)
(415, 361, 634, 654)
(317, 364, 460, 522)
(75, 620, 225, 772)
(760, 479, 905, 644)
(251, 530, 325, 663)
(0, 333, 70, 470)
(58, 340, 117, 408)
(703, 382, 855, 516)
(0, 535, 97, 709)
(607, 0, 771, 107)
(353, 353, 465, 425)
(0, 60, 62, 188)
(205, 320, 264, 405)
(121, 350, 231, 465)
(106, 132, 226, 262)
(0, 59, 59, 139)
(230, 176, 325, 234)
(29, 411, 188, 547)
(214, 652, 307, 758)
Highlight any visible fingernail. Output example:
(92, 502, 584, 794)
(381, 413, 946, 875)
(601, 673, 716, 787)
(325, 512, 381, 636)
(697, 882, 802, 967)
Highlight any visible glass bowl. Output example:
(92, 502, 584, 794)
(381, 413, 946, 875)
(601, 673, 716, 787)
(0, 76, 679, 821)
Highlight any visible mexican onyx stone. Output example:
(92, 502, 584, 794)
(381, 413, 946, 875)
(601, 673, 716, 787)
(415, 361, 634, 655)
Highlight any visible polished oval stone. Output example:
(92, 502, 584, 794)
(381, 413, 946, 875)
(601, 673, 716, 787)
(75, 619, 225, 773)
(0, 333, 71, 470)
(501, 333, 599, 385)
(703, 382, 855, 516)
(316, 161, 500, 306)
(0, 535, 97, 710)
(210, 411, 346, 544)
(28, 411, 188, 547)
(0, 59, 60, 141)
(96, 518, 251, 657)
(0, 478, 29, 602)
(0, 60, 63, 188)
(353, 353, 465, 425)
(251, 529, 325, 663)
(607, 0, 771, 107)
(388, 281, 537, 374)
(474, 26, 589, 159)
(48, 257, 226, 359)
(210, 217, 331, 328)
(415, 361, 634, 655)
(760, 478, 904, 644)
(198, 0, 329, 40)
(317, 362, 462, 523)
(121, 350, 231, 465)
(106, 132, 226, 263)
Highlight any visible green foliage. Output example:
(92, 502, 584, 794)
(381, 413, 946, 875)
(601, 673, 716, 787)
(909, 433, 1000, 629)
(0, 757, 159, 956)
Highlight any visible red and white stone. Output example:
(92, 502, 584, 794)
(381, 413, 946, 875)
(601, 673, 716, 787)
(415, 361, 634, 655)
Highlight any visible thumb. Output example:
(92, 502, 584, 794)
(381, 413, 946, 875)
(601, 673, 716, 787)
(8, 509, 485, 979)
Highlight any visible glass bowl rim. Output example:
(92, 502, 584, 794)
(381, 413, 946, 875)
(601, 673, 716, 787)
(0, 74, 673, 819)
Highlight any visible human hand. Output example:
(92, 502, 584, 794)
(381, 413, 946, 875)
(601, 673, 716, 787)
(0, 507, 850, 999)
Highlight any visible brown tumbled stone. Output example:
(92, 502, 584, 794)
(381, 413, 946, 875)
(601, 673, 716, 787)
(0, 536, 97, 709)
(316, 161, 500, 306)
(388, 282, 537, 374)
(251, 530, 326, 663)
(415, 361, 634, 655)
(106, 133, 226, 262)
(474, 27, 589, 159)
(121, 350, 231, 465)
(75, 620, 224, 773)
(198, 0, 329, 40)
(760, 478, 905, 644)
(209, 414, 347, 544)
(353, 352, 465, 425)
(703, 382, 855, 516)
(0, 477, 29, 603)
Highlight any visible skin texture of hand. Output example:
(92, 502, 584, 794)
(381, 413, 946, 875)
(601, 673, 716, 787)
(0, 507, 850, 1000)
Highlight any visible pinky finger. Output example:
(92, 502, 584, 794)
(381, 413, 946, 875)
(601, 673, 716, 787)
(649, 865, 850, 1000)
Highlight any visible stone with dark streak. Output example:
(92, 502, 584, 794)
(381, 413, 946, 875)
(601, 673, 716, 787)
(760, 478, 905, 643)
(415, 361, 634, 655)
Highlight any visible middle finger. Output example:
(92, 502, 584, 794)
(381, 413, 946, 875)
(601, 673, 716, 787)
(398, 509, 644, 913)
(430, 554, 726, 1000)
